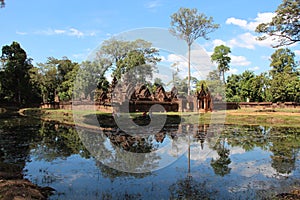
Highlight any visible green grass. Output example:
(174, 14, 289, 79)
(20, 107, 300, 128)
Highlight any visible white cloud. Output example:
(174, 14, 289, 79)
(226, 18, 248, 29)
(35, 27, 97, 37)
(69, 28, 84, 37)
(226, 12, 275, 31)
(228, 68, 238, 75)
(230, 55, 251, 66)
(211, 39, 227, 49)
(54, 29, 66, 34)
(16, 31, 27, 35)
(224, 12, 279, 49)
(249, 66, 260, 71)
(228, 32, 276, 49)
(294, 50, 300, 56)
(158, 55, 167, 62)
(164, 48, 214, 79)
(145, 0, 162, 9)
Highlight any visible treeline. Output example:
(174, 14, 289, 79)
(0, 41, 299, 107)
(0, 40, 162, 106)
(225, 48, 299, 102)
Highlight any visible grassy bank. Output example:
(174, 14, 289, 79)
(19, 107, 300, 128)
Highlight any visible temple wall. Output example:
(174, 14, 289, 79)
(40, 101, 300, 112)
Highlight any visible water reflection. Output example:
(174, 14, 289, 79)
(0, 116, 299, 199)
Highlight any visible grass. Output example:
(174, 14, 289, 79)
(18, 107, 300, 128)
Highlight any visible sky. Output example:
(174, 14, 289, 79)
(1, 0, 299, 80)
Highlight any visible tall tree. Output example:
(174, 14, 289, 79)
(256, 0, 300, 47)
(211, 45, 231, 84)
(0, 41, 40, 105)
(169, 7, 219, 95)
(268, 48, 299, 102)
(269, 48, 297, 76)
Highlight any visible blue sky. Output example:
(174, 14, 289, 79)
(1, 0, 299, 78)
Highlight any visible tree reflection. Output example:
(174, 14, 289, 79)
(0, 117, 38, 178)
(169, 176, 218, 200)
(222, 125, 300, 175)
(224, 125, 269, 151)
(95, 161, 150, 179)
(269, 127, 300, 174)
(30, 122, 91, 161)
(210, 138, 231, 177)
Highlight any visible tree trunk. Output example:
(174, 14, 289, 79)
(188, 44, 191, 96)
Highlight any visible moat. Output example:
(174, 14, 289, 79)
(0, 114, 299, 199)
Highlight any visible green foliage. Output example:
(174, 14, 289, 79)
(256, 0, 300, 47)
(170, 7, 219, 95)
(37, 57, 79, 102)
(99, 38, 160, 82)
(75, 59, 111, 100)
(226, 71, 268, 102)
(269, 48, 297, 76)
(169, 7, 219, 46)
(114, 50, 156, 82)
(211, 45, 231, 84)
(226, 48, 300, 103)
(0, 41, 40, 106)
(268, 48, 299, 102)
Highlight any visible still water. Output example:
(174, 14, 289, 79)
(0, 114, 299, 199)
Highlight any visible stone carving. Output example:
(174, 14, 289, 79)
(133, 84, 152, 101)
(195, 83, 212, 112)
(154, 85, 168, 102)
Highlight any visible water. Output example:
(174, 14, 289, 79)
(0, 115, 299, 199)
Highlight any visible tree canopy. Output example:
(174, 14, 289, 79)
(99, 38, 160, 81)
(211, 45, 231, 84)
(0, 41, 40, 106)
(170, 7, 219, 95)
(256, 0, 300, 47)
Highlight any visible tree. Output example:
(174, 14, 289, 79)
(226, 74, 242, 102)
(37, 57, 79, 102)
(0, 41, 40, 105)
(211, 45, 231, 84)
(226, 71, 268, 102)
(268, 48, 299, 102)
(239, 71, 256, 102)
(99, 38, 160, 81)
(250, 73, 269, 102)
(75, 59, 111, 99)
(269, 48, 297, 76)
(207, 69, 220, 81)
(170, 7, 219, 95)
(256, 0, 300, 47)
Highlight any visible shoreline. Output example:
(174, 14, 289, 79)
(17, 107, 300, 128)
